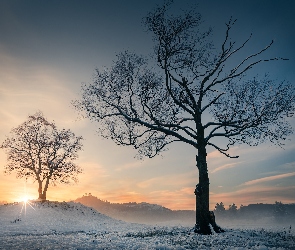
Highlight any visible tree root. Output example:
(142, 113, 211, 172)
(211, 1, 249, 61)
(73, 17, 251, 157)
(194, 211, 225, 235)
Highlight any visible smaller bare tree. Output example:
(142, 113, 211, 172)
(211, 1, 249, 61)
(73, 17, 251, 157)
(1, 112, 83, 201)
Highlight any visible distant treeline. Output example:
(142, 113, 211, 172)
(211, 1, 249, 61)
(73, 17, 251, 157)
(214, 201, 295, 220)
(75, 194, 295, 224)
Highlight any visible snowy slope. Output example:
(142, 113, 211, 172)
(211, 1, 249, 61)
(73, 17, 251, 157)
(0, 200, 294, 249)
(0, 200, 128, 236)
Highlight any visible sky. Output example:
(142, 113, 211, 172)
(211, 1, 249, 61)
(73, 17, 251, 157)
(0, 0, 294, 210)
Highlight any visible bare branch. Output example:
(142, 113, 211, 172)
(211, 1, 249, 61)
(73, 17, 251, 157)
(75, 5, 294, 163)
(207, 142, 239, 158)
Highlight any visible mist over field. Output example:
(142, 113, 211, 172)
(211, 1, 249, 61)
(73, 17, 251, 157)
(0, 199, 294, 249)
(75, 194, 295, 229)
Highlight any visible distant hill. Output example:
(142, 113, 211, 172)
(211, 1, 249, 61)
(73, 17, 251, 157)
(74, 194, 295, 225)
(74, 194, 194, 225)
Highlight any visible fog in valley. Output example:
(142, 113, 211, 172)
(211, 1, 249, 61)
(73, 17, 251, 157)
(75, 194, 295, 233)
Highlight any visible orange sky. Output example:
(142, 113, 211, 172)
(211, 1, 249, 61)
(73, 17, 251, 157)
(1, 139, 294, 210)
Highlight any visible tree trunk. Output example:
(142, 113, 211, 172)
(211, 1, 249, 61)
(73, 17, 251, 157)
(37, 179, 48, 201)
(194, 144, 212, 234)
(41, 191, 47, 201)
(38, 180, 45, 200)
(41, 177, 50, 201)
(194, 128, 224, 234)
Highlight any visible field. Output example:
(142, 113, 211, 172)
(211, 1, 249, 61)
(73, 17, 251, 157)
(0, 201, 294, 249)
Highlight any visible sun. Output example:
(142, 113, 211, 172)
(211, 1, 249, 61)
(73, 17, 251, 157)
(16, 191, 33, 204)
(19, 195, 35, 216)
(21, 196, 29, 203)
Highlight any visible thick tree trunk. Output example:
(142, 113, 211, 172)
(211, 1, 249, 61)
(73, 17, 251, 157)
(41, 191, 47, 201)
(194, 127, 224, 234)
(194, 145, 211, 234)
(37, 179, 48, 201)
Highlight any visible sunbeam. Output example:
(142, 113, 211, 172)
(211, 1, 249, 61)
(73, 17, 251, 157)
(20, 199, 35, 217)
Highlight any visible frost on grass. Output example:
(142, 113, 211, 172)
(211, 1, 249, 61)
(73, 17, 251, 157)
(0, 201, 294, 249)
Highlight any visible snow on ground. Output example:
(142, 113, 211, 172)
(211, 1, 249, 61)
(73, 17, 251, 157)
(0, 201, 294, 249)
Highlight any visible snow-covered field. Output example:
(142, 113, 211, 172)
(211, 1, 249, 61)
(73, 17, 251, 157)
(0, 201, 294, 249)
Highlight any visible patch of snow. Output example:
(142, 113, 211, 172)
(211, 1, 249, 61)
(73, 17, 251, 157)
(0, 201, 294, 249)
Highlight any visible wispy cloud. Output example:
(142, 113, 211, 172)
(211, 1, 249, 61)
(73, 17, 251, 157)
(243, 172, 295, 186)
(115, 161, 144, 172)
(211, 161, 243, 173)
(207, 150, 223, 160)
(278, 161, 295, 170)
(137, 177, 159, 189)
(149, 188, 195, 210)
(136, 169, 197, 189)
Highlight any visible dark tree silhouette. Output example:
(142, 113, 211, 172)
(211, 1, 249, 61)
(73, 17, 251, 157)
(273, 201, 287, 219)
(1, 112, 83, 201)
(215, 202, 226, 216)
(228, 203, 238, 217)
(74, 2, 295, 234)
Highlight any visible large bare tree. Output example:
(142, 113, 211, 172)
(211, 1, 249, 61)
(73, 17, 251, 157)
(75, 3, 294, 234)
(1, 112, 83, 201)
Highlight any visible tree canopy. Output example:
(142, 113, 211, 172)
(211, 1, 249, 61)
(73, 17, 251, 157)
(1, 112, 83, 200)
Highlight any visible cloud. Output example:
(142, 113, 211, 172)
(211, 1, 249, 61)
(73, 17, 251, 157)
(278, 161, 295, 170)
(136, 169, 197, 189)
(137, 177, 159, 189)
(115, 161, 144, 172)
(206, 149, 244, 174)
(207, 150, 223, 160)
(211, 161, 243, 173)
(149, 188, 195, 210)
(243, 172, 295, 186)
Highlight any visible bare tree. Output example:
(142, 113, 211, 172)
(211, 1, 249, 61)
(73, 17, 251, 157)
(74, 2, 294, 234)
(1, 112, 83, 201)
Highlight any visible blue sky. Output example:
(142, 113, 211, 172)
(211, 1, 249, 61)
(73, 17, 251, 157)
(0, 0, 294, 209)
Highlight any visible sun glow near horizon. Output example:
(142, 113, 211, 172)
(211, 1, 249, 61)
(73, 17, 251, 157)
(16, 192, 35, 204)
